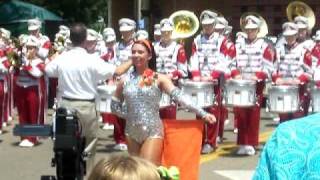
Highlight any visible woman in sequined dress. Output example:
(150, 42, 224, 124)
(111, 40, 216, 165)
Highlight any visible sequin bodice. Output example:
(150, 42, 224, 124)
(123, 72, 162, 125)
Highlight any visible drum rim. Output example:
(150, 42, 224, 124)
(226, 79, 256, 86)
(178, 79, 217, 88)
(268, 85, 299, 91)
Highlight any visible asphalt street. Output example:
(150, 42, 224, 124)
(0, 109, 277, 180)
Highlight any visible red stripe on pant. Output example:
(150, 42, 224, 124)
(16, 85, 40, 144)
(160, 105, 177, 119)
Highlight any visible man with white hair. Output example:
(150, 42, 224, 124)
(189, 10, 234, 154)
(153, 18, 188, 120)
(27, 18, 51, 59)
(294, 16, 314, 51)
(229, 15, 275, 156)
(272, 22, 312, 123)
(15, 35, 46, 147)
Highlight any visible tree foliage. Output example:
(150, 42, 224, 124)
(23, 0, 108, 29)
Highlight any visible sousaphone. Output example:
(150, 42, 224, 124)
(169, 10, 199, 39)
(287, 1, 315, 30)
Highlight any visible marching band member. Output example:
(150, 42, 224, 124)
(189, 10, 233, 153)
(111, 18, 136, 151)
(0, 28, 12, 128)
(154, 18, 188, 119)
(272, 22, 312, 123)
(214, 17, 228, 35)
(153, 24, 161, 46)
(115, 18, 136, 67)
(136, 30, 149, 40)
(100, 27, 117, 130)
(229, 15, 274, 155)
(213, 16, 234, 142)
(0, 30, 11, 133)
(294, 16, 314, 51)
(86, 29, 100, 55)
(16, 36, 46, 147)
(27, 18, 52, 60)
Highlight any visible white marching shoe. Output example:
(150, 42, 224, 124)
(19, 139, 34, 148)
(236, 145, 255, 156)
(113, 143, 128, 151)
(102, 123, 114, 130)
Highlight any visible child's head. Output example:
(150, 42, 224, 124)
(88, 154, 161, 180)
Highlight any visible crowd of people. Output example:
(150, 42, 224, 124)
(1, 6, 320, 179)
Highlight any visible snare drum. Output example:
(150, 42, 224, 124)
(311, 86, 320, 112)
(96, 85, 116, 113)
(178, 80, 216, 108)
(267, 85, 299, 113)
(159, 92, 171, 108)
(223, 79, 256, 107)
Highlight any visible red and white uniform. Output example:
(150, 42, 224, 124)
(154, 41, 187, 119)
(36, 34, 52, 60)
(154, 41, 188, 78)
(100, 45, 118, 127)
(101, 45, 116, 65)
(272, 42, 312, 122)
(115, 40, 133, 66)
(311, 42, 320, 69)
(15, 57, 45, 143)
(299, 39, 315, 52)
(189, 32, 233, 148)
(0, 52, 10, 130)
(229, 38, 274, 147)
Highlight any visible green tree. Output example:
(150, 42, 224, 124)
(24, 0, 108, 29)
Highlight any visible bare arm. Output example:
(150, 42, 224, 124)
(114, 60, 132, 76)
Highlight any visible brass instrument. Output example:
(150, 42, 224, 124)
(287, 1, 315, 30)
(169, 10, 199, 39)
(240, 12, 268, 38)
(8, 37, 22, 68)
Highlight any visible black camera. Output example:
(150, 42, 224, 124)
(13, 107, 89, 180)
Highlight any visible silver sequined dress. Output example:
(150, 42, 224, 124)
(123, 72, 163, 143)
